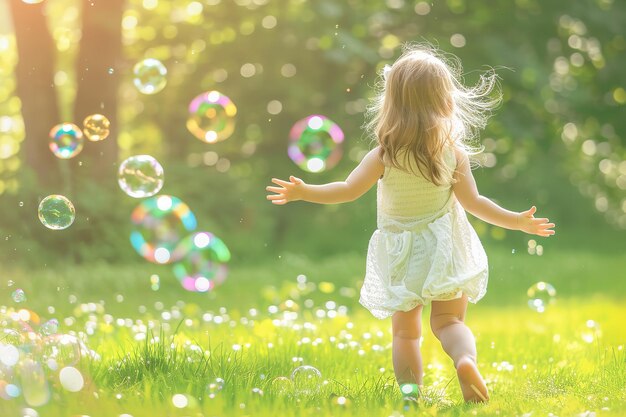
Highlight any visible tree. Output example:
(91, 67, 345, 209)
(9, 0, 124, 190)
(9, 0, 61, 189)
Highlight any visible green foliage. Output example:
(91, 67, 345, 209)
(0, 0, 624, 264)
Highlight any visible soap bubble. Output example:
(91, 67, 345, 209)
(187, 91, 237, 143)
(269, 376, 293, 396)
(82, 114, 110, 141)
(38, 195, 75, 230)
(581, 320, 602, 343)
(42, 334, 81, 367)
(130, 195, 197, 264)
(21, 0, 45, 5)
(59, 366, 84, 392)
(133, 58, 167, 94)
(40, 319, 59, 336)
(172, 232, 231, 292)
(291, 365, 322, 395)
(288, 115, 344, 173)
(20, 358, 50, 407)
(11, 288, 26, 303)
(118, 155, 164, 198)
(206, 377, 225, 399)
(49, 123, 84, 159)
(527, 281, 556, 313)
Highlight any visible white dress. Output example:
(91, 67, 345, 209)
(359, 148, 488, 319)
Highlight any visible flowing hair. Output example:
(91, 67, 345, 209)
(365, 43, 501, 185)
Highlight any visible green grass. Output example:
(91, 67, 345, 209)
(1, 239, 625, 416)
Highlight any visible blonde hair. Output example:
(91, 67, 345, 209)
(366, 43, 501, 185)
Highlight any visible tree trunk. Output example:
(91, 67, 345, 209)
(9, 0, 61, 189)
(72, 0, 124, 186)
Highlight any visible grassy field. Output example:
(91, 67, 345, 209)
(1, 235, 625, 417)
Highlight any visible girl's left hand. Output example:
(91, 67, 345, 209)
(266, 176, 306, 205)
(517, 206, 556, 237)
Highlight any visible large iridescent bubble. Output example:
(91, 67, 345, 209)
(172, 232, 231, 292)
(49, 123, 84, 159)
(288, 115, 344, 173)
(187, 91, 237, 143)
(82, 114, 110, 141)
(130, 195, 197, 264)
(38, 195, 75, 230)
(133, 58, 167, 95)
(118, 155, 164, 198)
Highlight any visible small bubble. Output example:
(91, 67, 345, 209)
(108, 68, 114, 75)
(19, 201, 24, 207)
(12, 288, 26, 302)
(206, 378, 225, 399)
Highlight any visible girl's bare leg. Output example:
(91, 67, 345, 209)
(391, 305, 424, 387)
(430, 295, 488, 403)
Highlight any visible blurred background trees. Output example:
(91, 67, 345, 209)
(0, 0, 623, 265)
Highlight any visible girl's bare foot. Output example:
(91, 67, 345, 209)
(456, 356, 489, 403)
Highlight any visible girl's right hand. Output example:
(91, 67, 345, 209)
(517, 206, 556, 237)
(266, 176, 306, 205)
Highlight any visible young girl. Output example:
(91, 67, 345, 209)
(266, 45, 555, 403)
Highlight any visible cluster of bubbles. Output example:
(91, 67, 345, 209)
(527, 281, 557, 313)
(39, 113, 110, 230)
(129, 195, 230, 292)
(0, 306, 98, 407)
(288, 115, 344, 173)
(48, 114, 111, 160)
(120, 71, 237, 292)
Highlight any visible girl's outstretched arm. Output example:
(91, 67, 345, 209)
(452, 148, 556, 237)
(266, 147, 384, 205)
